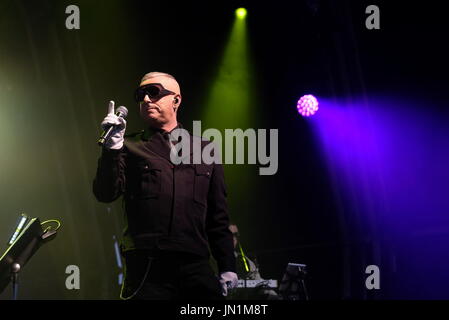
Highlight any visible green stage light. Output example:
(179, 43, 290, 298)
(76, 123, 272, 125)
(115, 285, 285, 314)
(235, 8, 247, 19)
(202, 6, 253, 131)
(200, 4, 259, 219)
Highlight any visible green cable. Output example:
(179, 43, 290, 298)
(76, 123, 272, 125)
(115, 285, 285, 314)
(40, 219, 61, 231)
(238, 243, 250, 273)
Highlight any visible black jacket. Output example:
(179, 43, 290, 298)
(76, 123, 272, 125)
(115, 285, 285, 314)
(93, 125, 236, 273)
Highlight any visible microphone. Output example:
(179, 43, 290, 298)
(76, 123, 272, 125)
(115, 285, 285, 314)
(97, 106, 128, 146)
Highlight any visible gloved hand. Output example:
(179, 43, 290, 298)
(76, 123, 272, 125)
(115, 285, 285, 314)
(219, 271, 238, 296)
(100, 100, 126, 150)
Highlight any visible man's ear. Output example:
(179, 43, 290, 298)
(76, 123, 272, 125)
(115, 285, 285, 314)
(173, 94, 181, 107)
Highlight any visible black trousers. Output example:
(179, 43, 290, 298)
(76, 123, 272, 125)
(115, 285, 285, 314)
(121, 250, 224, 300)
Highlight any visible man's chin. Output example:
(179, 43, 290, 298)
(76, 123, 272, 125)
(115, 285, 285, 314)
(143, 116, 162, 125)
(145, 112, 160, 119)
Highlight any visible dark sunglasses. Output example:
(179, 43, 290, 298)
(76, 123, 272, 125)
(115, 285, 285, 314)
(134, 83, 175, 102)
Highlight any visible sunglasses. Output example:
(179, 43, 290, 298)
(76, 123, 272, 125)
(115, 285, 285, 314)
(134, 83, 176, 103)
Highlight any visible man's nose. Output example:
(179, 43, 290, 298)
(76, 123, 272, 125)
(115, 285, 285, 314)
(143, 95, 153, 103)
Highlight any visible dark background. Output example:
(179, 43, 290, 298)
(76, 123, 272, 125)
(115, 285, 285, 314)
(0, 0, 448, 299)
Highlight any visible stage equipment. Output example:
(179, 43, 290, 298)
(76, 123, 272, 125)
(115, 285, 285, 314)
(278, 262, 309, 300)
(0, 214, 60, 299)
(297, 95, 319, 117)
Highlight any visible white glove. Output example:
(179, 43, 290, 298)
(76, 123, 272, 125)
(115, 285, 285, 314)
(100, 100, 126, 150)
(219, 271, 238, 296)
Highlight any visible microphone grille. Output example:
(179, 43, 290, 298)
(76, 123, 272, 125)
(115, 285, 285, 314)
(116, 106, 128, 118)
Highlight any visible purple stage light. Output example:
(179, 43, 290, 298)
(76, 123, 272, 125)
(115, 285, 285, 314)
(297, 95, 319, 117)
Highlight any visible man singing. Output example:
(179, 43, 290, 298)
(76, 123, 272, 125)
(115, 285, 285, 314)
(93, 72, 237, 300)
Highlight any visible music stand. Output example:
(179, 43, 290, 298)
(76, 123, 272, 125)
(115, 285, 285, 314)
(0, 217, 57, 299)
(278, 263, 309, 300)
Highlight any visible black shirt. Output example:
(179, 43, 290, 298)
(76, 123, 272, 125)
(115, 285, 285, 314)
(93, 124, 236, 273)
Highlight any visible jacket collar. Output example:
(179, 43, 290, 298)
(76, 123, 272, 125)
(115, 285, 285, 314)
(140, 122, 188, 163)
(141, 122, 183, 141)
